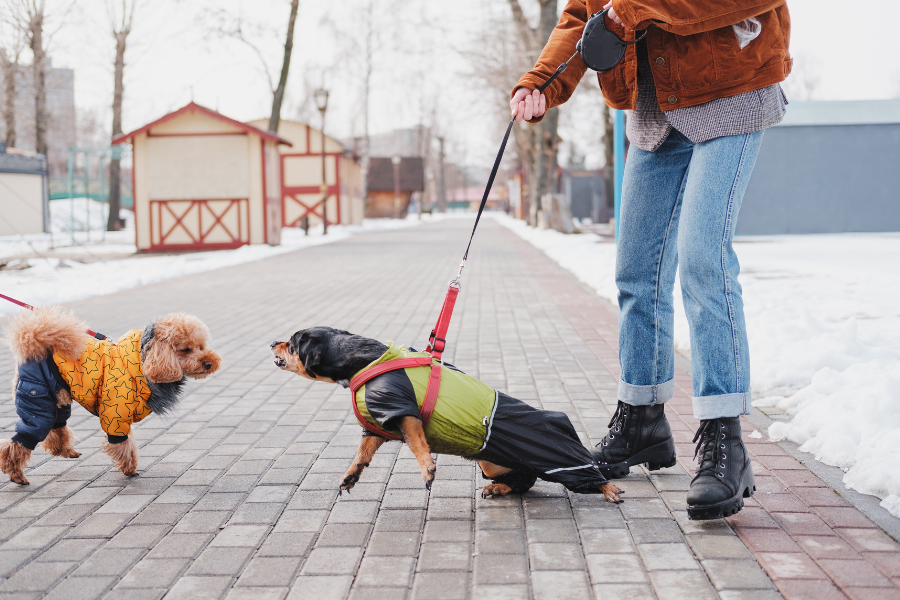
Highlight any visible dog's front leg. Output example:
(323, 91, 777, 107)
(340, 435, 385, 494)
(399, 416, 435, 490)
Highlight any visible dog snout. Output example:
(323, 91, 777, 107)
(270, 341, 280, 349)
(203, 361, 213, 371)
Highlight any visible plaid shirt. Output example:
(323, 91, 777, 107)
(626, 40, 787, 152)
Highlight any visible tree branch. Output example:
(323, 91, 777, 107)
(506, 0, 537, 52)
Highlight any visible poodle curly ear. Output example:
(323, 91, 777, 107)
(142, 336, 183, 383)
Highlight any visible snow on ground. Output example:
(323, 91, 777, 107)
(0, 198, 431, 317)
(496, 214, 900, 516)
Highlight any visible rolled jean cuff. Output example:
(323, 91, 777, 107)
(692, 392, 752, 420)
(618, 378, 675, 406)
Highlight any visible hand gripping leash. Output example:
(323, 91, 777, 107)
(424, 51, 578, 361)
(0, 293, 108, 340)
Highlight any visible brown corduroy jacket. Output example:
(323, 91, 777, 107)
(514, 0, 792, 118)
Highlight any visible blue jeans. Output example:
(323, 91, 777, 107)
(616, 129, 763, 419)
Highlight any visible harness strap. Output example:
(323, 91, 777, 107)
(349, 356, 442, 440)
(425, 284, 459, 360)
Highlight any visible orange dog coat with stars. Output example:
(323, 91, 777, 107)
(52, 329, 152, 437)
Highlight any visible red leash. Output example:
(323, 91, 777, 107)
(0, 293, 108, 340)
(350, 76, 538, 436)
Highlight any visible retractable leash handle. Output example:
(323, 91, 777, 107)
(0, 293, 108, 340)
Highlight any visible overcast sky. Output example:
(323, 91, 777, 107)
(41, 0, 900, 168)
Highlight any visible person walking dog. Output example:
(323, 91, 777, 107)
(511, 0, 791, 520)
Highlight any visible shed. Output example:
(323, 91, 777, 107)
(112, 102, 290, 251)
(246, 119, 363, 228)
(738, 99, 900, 235)
(366, 157, 424, 218)
(0, 143, 49, 236)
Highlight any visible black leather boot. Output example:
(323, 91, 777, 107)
(591, 401, 677, 479)
(686, 417, 756, 520)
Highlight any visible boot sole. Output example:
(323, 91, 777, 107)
(596, 438, 677, 480)
(687, 462, 756, 521)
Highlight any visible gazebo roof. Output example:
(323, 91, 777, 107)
(112, 102, 292, 146)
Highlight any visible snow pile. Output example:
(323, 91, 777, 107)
(496, 215, 900, 516)
(48, 197, 132, 233)
(1, 211, 430, 317)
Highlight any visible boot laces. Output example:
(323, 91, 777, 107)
(600, 402, 628, 448)
(693, 419, 726, 479)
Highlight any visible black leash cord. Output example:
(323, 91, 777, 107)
(454, 51, 579, 282)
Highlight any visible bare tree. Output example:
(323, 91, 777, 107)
(1, 43, 24, 147)
(509, 0, 560, 220)
(3, 0, 71, 156)
(205, 1, 300, 133)
(464, 1, 560, 223)
(269, 0, 298, 132)
(106, 0, 138, 231)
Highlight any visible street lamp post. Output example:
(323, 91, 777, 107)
(391, 155, 401, 219)
(314, 88, 330, 235)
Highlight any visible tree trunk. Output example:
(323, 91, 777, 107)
(437, 136, 447, 212)
(30, 12, 47, 156)
(533, 0, 560, 212)
(2, 56, 16, 147)
(107, 30, 128, 231)
(268, 0, 299, 132)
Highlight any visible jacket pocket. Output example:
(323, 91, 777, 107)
(673, 32, 716, 91)
(711, 13, 784, 85)
(16, 378, 51, 402)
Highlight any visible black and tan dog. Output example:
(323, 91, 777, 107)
(272, 326, 623, 503)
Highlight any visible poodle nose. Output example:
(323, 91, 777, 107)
(203, 361, 213, 370)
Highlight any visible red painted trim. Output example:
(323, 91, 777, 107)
(260, 140, 268, 244)
(131, 148, 138, 247)
(280, 151, 342, 158)
(113, 102, 292, 146)
(146, 131, 247, 138)
(335, 156, 342, 223)
(147, 199, 250, 251)
(279, 151, 348, 225)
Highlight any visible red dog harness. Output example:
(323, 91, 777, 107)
(349, 283, 459, 440)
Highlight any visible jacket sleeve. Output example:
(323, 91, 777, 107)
(612, 0, 785, 35)
(512, 0, 589, 122)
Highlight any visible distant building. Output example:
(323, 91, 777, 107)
(562, 169, 612, 223)
(739, 99, 900, 235)
(113, 102, 290, 251)
(246, 119, 363, 228)
(366, 157, 424, 218)
(0, 56, 75, 179)
(0, 142, 49, 235)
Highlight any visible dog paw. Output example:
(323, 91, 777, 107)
(423, 466, 436, 491)
(9, 472, 29, 485)
(62, 450, 81, 459)
(599, 482, 624, 503)
(480, 483, 512, 498)
(340, 473, 359, 493)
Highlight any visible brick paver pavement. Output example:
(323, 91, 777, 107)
(0, 218, 897, 600)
